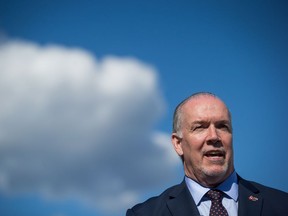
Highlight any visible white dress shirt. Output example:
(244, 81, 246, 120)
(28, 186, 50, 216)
(185, 171, 238, 216)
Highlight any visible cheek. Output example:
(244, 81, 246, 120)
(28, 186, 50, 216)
(222, 135, 233, 148)
(187, 134, 205, 145)
(182, 138, 203, 155)
(224, 140, 234, 158)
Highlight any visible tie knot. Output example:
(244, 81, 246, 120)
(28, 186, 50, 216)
(206, 190, 224, 201)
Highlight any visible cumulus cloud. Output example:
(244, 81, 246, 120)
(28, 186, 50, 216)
(0, 40, 179, 215)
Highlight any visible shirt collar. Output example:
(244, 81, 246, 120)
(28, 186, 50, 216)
(185, 171, 238, 205)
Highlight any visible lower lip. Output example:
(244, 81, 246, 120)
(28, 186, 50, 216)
(205, 156, 224, 161)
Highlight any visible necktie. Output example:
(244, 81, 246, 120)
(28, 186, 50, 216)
(206, 189, 229, 216)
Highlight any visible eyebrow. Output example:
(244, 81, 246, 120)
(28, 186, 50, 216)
(191, 120, 231, 125)
(191, 120, 207, 125)
(216, 120, 231, 124)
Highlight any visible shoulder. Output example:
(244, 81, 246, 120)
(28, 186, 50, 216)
(126, 182, 185, 215)
(236, 175, 288, 215)
(238, 175, 288, 215)
(239, 176, 287, 198)
(248, 180, 288, 199)
(249, 181, 288, 214)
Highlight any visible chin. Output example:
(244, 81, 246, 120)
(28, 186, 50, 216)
(203, 165, 229, 179)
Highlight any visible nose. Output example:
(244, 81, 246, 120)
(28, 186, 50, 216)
(206, 125, 220, 144)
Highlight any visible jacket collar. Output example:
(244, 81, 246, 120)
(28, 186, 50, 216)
(167, 180, 201, 216)
(237, 175, 263, 216)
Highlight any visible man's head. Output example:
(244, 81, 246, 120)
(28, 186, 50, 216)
(172, 92, 234, 187)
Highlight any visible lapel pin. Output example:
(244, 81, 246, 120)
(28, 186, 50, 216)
(248, 195, 258, 201)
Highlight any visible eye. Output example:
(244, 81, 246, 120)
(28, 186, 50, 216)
(217, 123, 231, 132)
(194, 125, 202, 130)
(191, 125, 201, 131)
(192, 123, 207, 131)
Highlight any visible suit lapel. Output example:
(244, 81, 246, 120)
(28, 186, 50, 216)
(166, 176, 264, 216)
(167, 181, 200, 216)
(238, 176, 263, 216)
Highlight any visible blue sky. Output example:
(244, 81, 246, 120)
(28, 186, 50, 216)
(0, 1, 287, 216)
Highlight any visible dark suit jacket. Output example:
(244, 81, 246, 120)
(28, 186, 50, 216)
(126, 176, 288, 216)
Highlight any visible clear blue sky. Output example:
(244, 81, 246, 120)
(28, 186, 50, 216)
(0, 1, 287, 216)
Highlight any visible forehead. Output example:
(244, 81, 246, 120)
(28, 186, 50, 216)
(181, 96, 230, 120)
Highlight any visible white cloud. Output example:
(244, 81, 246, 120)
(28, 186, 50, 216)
(0, 40, 180, 215)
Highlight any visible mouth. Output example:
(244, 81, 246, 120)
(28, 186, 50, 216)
(204, 150, 225, 158)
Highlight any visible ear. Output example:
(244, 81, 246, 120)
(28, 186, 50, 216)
(171, 133, 184, 156)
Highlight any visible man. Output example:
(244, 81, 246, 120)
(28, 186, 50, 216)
(126, 92, 288, 216)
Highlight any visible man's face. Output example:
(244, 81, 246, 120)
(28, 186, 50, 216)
(172, 96, 234, 187)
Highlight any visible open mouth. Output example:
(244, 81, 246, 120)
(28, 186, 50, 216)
(204, 150, 225, 158)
